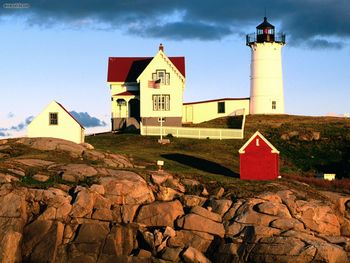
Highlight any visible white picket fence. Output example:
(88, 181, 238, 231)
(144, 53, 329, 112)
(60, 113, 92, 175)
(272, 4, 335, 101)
(140, 116, 245, 140)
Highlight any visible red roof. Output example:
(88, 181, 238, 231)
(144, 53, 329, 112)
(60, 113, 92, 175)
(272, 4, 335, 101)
(107, 56, 185, 82)
(113, 91, 140, 96)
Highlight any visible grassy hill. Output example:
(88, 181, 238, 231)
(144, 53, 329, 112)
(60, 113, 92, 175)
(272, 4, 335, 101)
(86, 115, 350, 194)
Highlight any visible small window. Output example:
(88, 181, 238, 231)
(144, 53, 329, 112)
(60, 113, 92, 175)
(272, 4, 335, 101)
(272, 101, 276, 110)
(218, 102, 225, 113)
(49, 113, 58, 125)
(152, 70, 170, 85)
(152, 95, 170, 111)
(158, 117, 166, 123)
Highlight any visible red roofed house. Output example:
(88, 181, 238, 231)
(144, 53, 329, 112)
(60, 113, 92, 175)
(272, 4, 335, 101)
(107, 44, 185, 131)
(239, 131, 280, 180)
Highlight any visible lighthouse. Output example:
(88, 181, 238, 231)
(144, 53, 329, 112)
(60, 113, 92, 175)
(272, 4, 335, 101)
(246, 17, 286, 114)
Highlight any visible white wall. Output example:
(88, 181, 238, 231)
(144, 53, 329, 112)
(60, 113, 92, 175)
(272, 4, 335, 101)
(249, 42, 285, 114)
(182, 99, 250, 124)
(27, 101, 84, 144)
(138, 51, 185, 118)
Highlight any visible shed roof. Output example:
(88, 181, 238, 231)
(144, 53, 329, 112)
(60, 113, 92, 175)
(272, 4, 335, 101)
(107, 56, 185, 82)
(239, 131, 279, 154)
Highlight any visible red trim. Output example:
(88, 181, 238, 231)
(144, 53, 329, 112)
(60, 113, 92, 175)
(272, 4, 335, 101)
(56, 102, 85, 129)
(112, 91, 140, 96)
(107, 56, 185, 82)
(183, 97, 250, 106)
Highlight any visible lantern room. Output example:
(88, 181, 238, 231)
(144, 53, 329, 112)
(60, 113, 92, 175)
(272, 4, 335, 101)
(246, 17, 285, 46)
(256, 17, 275, 42)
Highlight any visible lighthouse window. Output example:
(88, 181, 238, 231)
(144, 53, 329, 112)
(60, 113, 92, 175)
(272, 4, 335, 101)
(272, 101, 277, 110)
(218, 102, 225, 113)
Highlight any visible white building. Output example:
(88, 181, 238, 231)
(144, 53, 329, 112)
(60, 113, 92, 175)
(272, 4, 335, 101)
(183, 98, 250, 124)
(107, 18, 287, 131)
(27, 101, 85, 144)
(107, 44, 185, 131)
(246, 17, 286, 114)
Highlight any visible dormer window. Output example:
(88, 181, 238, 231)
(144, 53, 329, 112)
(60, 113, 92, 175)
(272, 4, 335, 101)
(152, 70, 170, 85)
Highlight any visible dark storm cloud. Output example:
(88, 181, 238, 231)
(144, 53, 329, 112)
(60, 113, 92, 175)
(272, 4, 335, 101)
(70, 111, 106, 128)
(1, 0, 349, 48)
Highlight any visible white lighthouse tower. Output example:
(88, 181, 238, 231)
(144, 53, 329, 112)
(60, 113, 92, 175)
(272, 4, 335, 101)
(246, 17, 286, 114)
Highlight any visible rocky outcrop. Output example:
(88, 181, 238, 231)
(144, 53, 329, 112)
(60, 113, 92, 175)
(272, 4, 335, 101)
(0, 138, 349, 263)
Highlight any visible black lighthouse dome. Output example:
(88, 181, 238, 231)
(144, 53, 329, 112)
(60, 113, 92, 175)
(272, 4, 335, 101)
(246, 17, 285, 46)
(256, 17, 275, 42)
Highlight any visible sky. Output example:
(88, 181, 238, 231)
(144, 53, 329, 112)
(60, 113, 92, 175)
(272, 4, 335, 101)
(0, 0, 349, 138)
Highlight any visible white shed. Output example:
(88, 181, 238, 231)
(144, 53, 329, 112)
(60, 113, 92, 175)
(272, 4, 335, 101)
(27, 101, 85, 144)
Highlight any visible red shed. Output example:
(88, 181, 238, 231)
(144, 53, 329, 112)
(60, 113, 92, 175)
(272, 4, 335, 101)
(239, 131, 280, 180)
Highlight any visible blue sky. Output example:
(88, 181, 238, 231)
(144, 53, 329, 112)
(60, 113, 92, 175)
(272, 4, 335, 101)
(0, 1, 349, 137)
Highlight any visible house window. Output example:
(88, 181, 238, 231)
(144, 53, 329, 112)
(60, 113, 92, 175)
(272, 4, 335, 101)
(49, 112, 58, 125)
(152, 70, 170, 85)
(218, 102, 225, 113)
(272, 101, 276, 110)
(153, 95, 170, 111)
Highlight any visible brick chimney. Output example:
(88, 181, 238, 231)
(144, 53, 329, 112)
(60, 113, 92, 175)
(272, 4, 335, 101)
(159, 43, 164, 52)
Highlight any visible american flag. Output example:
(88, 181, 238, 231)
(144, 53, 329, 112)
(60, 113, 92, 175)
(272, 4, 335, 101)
(148, 79, 161, 89)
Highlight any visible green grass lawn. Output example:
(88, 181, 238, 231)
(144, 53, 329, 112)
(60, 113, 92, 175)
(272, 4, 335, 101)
(86, 114, 350, 196)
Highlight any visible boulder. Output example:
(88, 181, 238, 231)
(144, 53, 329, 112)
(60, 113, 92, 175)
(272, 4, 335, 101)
(70, 189, 96, 218)
(181, 195, 207, 208)
(248, 236, 315, 263)
(33, 174, 50, 182)
(136, 200, 184, 227)
(181, 178, 201, 187)
(0, 191, 27, 219)
(59, 164, 98, 182)
(0, 230, 22, 263)
(296, 200, 341, 235)
(270, 218, 304, 231)
(209, 199, 232, 216)
(156, 186, 183, 201)
(0, 173, 18, 183)
(92, 209, 113, 221)
(212, 187, 224, 199)
(225, 222, 245, 237)
(24, 221, 64, 263)
(100, 171, 155, 205)
(75, 223, 109, 243)
(234, 199, 278, 226)
(168, 230, 214, 252)
(15, 159, 54, 167)
(103, 224, 139, 256)
(223, 200, 244, 221)
(182, 246, 211, 263)
(150, 171, 173, 185)
(191, 206, 222, 222)
(177, 214, 225, 237)
(255, 201, 291, 218)
(17, 137, 85, 157)
(161, 247, 183, 262)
